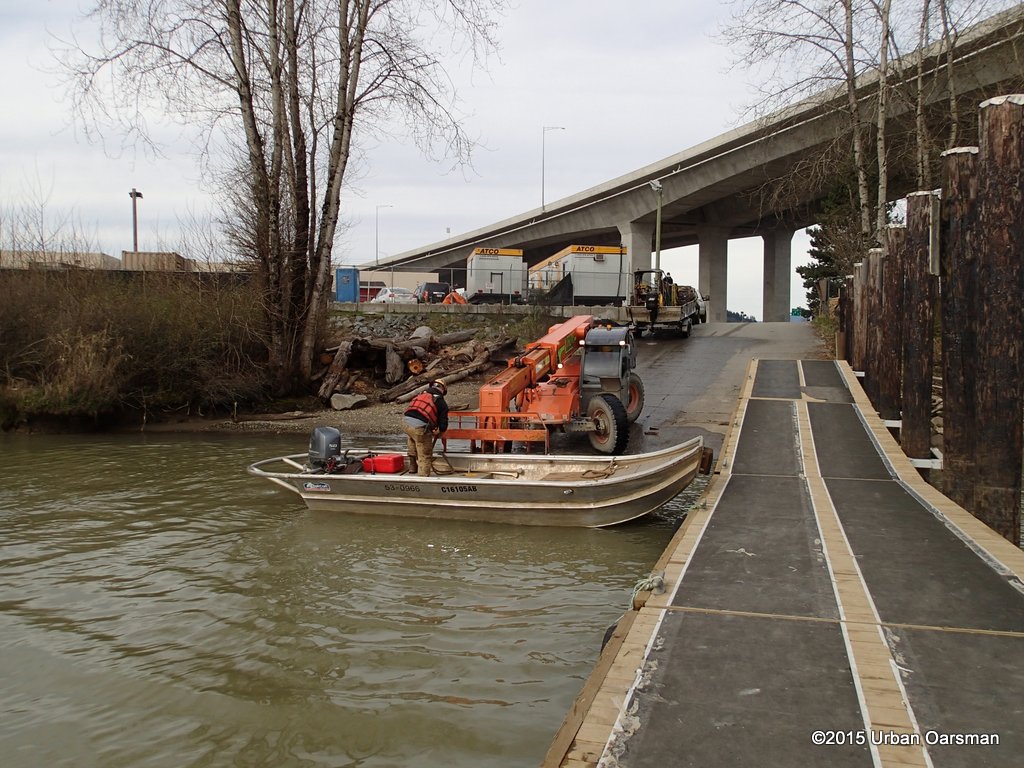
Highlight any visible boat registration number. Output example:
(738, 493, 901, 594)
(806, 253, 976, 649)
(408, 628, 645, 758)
(383, 483, 421, 492)
(441, 485, 478, 494)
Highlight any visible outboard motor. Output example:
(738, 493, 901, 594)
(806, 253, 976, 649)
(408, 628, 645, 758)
(308, 426, 342, 471)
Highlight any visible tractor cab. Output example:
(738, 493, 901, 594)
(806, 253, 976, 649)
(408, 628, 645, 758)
(579, 325, 636, 411)
(633, 269, 667, 310)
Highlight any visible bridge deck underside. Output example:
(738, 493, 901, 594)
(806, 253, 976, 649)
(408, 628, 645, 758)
(385, 8, 1024, 277)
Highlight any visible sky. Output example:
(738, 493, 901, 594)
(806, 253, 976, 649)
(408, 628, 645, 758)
(0, 0, 815, 319)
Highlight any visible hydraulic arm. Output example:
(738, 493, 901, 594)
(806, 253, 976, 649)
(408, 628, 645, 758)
(445, 315, 640, 454)
(476, 314, 592, 416)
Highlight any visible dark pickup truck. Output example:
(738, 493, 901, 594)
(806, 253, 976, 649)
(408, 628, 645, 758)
(413, 282, 451, 303)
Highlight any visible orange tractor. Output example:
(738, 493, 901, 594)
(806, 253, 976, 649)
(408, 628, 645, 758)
(445, 315, 644, 454)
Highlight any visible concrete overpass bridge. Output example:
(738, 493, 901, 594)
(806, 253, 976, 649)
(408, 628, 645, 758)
(366, 6, 1024, 321)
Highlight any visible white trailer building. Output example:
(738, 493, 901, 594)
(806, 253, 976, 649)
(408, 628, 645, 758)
(528, 245, 629, 305)
(466, 248, 527, 303)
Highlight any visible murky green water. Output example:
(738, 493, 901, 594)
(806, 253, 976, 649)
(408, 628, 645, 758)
(0, 432, 697, 767)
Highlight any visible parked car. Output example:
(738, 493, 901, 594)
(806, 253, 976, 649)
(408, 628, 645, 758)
(413, 281, 451, 304)
(370, 286, 418, 304)
(695, 292, 708, 323)
(359, 280, 387, 302)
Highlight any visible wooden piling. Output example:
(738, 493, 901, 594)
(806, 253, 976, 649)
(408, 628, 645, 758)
(876, 227, 906, 420)
(863, 249, 884, 408)
(973, 95, 1024, 545)
(901, 193, 938, 461)
(939, 147, 980, 512)
(836, 279, 851, 360)
(852, 261, 868, 373)
(843, 278, 851, 362)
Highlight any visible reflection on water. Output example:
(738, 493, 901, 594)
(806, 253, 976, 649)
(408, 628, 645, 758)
(0, 432, 700, 767)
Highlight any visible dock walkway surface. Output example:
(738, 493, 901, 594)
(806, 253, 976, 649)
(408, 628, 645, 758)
(548, 359, 1024, 768)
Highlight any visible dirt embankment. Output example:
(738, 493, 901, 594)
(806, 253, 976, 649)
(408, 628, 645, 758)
(142, 309, 554, 437)
(164, 378, 485, 437)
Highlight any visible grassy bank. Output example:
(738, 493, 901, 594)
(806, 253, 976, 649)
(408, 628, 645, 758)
(0, 270, 269, 430)
(0, 273, 564, 431)
(811, 311, 839, 357)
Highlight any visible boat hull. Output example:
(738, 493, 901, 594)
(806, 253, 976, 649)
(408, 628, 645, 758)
(247, 438, 704, 527)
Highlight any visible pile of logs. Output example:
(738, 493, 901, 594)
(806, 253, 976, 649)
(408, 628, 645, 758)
(316, 326, 516, 403)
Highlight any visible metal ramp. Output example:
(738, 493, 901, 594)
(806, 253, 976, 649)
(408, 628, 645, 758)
(551, 359, 1024, 768)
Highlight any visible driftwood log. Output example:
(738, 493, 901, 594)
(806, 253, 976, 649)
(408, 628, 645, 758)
(380, 336, 514, 402)
(433, 329, 480, 346)
(365, 337, 431, 353)
(360, 329, 478, 353)
(446, 340, 484, 364)
(317, 340, 353, 400)
(384, 344, 405, 385)
(317, 331, 511, 403)
(394, 350, 493, 403)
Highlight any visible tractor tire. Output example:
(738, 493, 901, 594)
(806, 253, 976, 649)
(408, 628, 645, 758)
(625, 372, 645, 424)
(588, 393, 629, 455)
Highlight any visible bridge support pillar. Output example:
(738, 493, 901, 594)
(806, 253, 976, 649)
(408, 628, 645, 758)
(762, 228, 794, 322)
(698, 225, 729, 322)
(617, 220, 654, 274)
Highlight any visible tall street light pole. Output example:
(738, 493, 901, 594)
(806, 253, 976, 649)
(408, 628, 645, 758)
(649, 179, 663, 271)
(129, 188, 144, 252)
(541, 126, 565, 210)
(375, 203, 393, 268)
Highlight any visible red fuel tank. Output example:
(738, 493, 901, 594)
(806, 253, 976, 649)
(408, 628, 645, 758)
(361, 454, 406, 473)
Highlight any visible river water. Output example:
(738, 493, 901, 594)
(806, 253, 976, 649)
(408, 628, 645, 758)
(0, 432, 696, 768)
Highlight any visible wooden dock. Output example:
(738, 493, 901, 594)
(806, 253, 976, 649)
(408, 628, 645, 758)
(545, 358, 1024, 768)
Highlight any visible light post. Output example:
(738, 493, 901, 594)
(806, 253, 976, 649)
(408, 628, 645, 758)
(541, 126, 565, 210)
(649, 179, 663, 271)
(375, 203, 393, 267)
(129, 188, 144, 252)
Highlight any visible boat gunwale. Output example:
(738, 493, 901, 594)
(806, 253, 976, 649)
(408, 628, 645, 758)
(247, 437, 703, 489)
(269, 464, 700, 512)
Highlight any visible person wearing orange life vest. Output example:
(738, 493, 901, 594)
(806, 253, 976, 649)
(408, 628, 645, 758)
(402, 380, 449, 476)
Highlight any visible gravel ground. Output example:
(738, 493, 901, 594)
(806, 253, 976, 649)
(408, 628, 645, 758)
(148, 378, 485, 437)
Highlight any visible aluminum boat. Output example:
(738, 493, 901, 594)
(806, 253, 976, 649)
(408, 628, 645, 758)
(247, 435, 707, 527)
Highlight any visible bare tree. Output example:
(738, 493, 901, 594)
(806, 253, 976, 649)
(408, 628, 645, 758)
(931, 0, 1016, 146)
(724, 0, 877, 236)
(730, 0, 1024, 241)
(844, 0, 874, 236)
(58, 0, 506, 395)
(913, 0, 933, 187)
(0, 172, 98, 261)
(874, 0, 893, 239)
(938, 0, 961, 147)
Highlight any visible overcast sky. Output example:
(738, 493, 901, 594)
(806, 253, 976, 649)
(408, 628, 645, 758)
(0, 1, 815, 318)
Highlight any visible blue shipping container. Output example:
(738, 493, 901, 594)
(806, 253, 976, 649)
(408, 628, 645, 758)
(335, 267, 359, 302)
